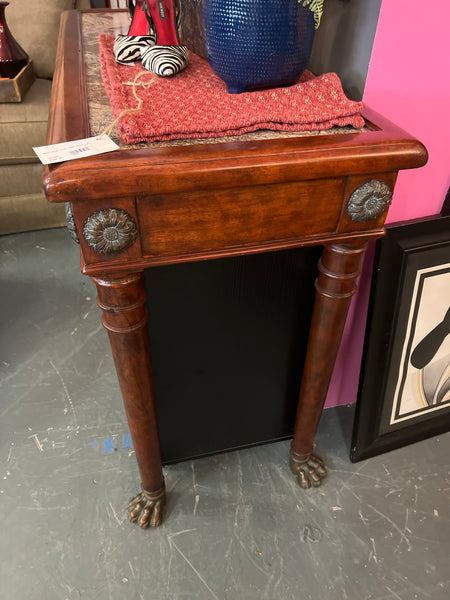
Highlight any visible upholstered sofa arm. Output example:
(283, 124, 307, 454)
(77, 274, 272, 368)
(0, 0, 92, 235)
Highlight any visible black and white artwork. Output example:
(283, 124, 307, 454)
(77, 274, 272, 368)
(351, 212, 450, 461)
(391, 265, 450, 424)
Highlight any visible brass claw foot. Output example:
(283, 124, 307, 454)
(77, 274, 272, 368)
(290, 452, 327, 489)
(127, 486, 165, 529)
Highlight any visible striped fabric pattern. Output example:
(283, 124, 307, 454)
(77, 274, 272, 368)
(114, 34, 157, 64)
(141, 45, 189, 77)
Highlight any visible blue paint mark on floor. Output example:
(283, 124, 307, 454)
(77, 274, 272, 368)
(103, 438, 114, 454)
(122, 433, 133, 450)
(92, 435, 133, 453)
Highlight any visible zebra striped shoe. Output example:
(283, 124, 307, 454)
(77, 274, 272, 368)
(114, 0, 156, 65)
(114, 34, 156, 65)
(141, 45, 189, 77)
(140, 0, 189, 77)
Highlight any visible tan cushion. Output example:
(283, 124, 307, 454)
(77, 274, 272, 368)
(0, 79, 52, 163)
(0, 163, 44, 197)
(6, 1, 77, 79)
(0, 0, 90, 235)
(0, 192, 66, 235)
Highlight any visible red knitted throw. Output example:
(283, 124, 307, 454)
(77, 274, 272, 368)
(99, 34, 364, 144)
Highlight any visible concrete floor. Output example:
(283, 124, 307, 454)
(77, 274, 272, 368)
(1, 228, 449, 600)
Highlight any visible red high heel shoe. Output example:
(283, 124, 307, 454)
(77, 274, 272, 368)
(140, 0, 189, 77)
(114, 0, 156, 65)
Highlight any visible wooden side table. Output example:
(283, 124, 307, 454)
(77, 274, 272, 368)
(43, 10, 427, 528)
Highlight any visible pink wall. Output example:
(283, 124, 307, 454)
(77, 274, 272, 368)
(324, 0, 450, 408)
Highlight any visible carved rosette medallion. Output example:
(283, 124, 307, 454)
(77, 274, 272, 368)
(83, 208, 138, 255)
(347, 180, 392, 223)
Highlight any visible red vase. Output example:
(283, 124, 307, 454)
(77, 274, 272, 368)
(0, 1, 28, 78)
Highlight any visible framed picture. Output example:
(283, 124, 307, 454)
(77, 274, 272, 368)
(351, 210, 450, 462)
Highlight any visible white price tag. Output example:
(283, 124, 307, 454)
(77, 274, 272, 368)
(33, 135, 120, 165)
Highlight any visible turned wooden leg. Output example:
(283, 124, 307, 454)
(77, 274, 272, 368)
(290, 240, 369, 488)
(92, 272, 165, 528)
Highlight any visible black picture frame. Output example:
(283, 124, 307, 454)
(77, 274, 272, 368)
(351, 210, 450, 462)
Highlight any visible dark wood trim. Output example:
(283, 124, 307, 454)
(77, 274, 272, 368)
(92, 272, 164, 494)
(44, 128, 427, 203)
(80, 228, 385, 275)
(45, 10, 90, 145)
(43, 10, 90, 189)
(291, 239, 371, 457)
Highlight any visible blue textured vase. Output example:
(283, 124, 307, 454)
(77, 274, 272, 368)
(203, 0, 315, 94)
